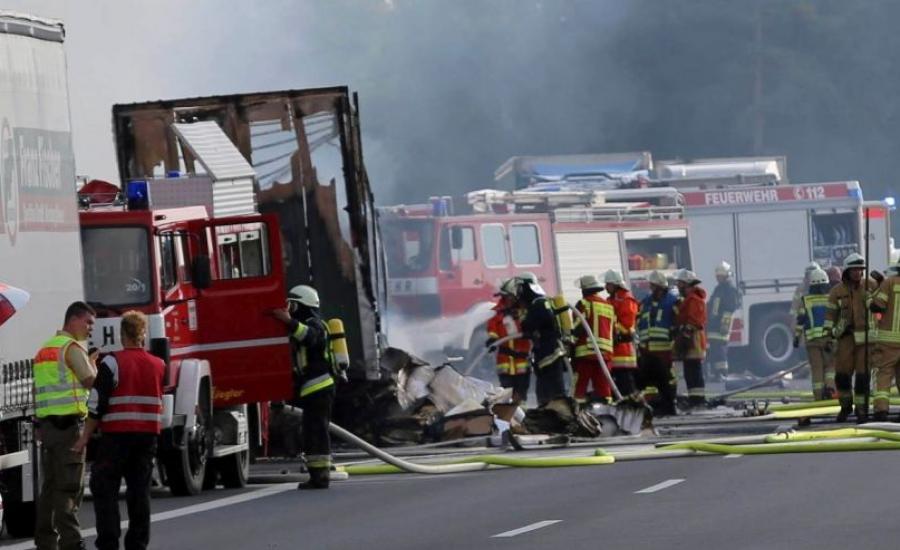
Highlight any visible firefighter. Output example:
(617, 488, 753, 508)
(604, 269, 640, 397)
(33, 301, 97, 550)
(675, 269, 708, 407)
(789, 262, 822, 325)
(486, 278, 531, 404)
(870, 263, 900, 422)
(824, 253, 877, 423)
(637, 270, 680, 416)
(73, 311, 164, 550)
(706, 261, 741, 381)
(571, 275, 614, 405)
(517, 275, 568, 406)
(272, 285, 336, 489)
(793, 268, 835, 401)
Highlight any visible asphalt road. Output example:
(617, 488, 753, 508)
(4, 449, 900, 550)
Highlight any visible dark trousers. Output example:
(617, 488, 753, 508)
(498, 373, 531, 403)
(534, 359, 567, 406)
(612, 368, 638, 397)
(639, 351, 676, 415)
(90, 433, 157, 550)
(35, 419, 85, 550)
(683, 358, 706, 405)
(299, 387, 335, 471)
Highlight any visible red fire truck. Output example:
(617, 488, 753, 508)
(381, 187, 694, 371)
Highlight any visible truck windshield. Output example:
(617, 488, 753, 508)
(382, 219, 435, 277)
(81, 227, 153, 306)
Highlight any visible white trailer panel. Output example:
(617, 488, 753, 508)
(553, 230, 621, 304)
(737, 210, 810, 283)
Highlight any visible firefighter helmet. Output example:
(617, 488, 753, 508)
(648, 270, 669, 288)
(575, 274, 602, 291)
(518, 271, 538, 284)
(808, 268, 829, 286)
(676, 269, 701, 285)
(496, 278, 518, 297)
(805, 261, 822, 275)
(843, 253, 865, 271)
(603, 269, 625, 287)
(287, 285, 320, 308)
(714, 261, 732, 277)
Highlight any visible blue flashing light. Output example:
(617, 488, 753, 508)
(885, 196, 896, 210)
(126, 180, 149, 210)
(847, 187, 862, 199)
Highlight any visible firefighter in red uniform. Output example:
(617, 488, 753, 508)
(604, 269, 640, 397)
(572, 275, 615, 405)
(486, 279, 531, 403)
(675, 270, 709, 407)
(73, 311, 164, 550)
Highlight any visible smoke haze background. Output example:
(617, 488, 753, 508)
(5, 0, 899, 232)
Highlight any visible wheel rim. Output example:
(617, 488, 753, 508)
(762, 322, 792, 363)
(188, 422, 209, 477)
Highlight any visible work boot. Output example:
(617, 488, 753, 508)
(836, 402, 852, 423)
(855, 406, 869, 425)
(796, 417, 811, 427)
(298, 468, 330, 490)
(873, 411, 889, 422)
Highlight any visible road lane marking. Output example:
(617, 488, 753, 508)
(492, 520, 562, 538)
(635, 478, 685, 494)
(724, 454, 743, 459)
(2, 483, 295, 550)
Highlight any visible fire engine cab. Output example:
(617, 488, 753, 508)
(79, 123, 294, 495)
(381, 187, 694, 371)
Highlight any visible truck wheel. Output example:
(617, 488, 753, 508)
(3, 499, 35, 538)
(218, 449, 250, 488)
(750, 308, 797, 376)
(164, 383, 212, 496)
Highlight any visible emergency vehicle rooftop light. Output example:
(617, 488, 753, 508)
(126, 180, 149, 210)
(885, 196, 896, 209)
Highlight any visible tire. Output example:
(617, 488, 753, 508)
(164, 381, 212, 496)
(218, 449, 250, 489)
(750, 308, 799, 376)
(3, 499, 35, 538)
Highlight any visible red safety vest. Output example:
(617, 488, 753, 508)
(487, 304, 531, 375)
(574, 295, 615, 359)
(100, 348, 165, 434)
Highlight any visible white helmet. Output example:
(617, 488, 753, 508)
(576, 274, 603, 290)
(843, 253, 865, 271)
(603, 269, 625, 287)
(497, 278, 518, 297)
(288, 285, 320, 308)
(805, 261, 821, 274)
(714, 261, 732, 277)
(676, 269, 701, 285)
(648, 270, 669, 288)
(518, 271, 538, 284)
(808, 268, 829, 286)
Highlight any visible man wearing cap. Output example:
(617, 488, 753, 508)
(571, 275, 614, 404)
(675, 270, 708, 408)
(825, 253, 877, 423)
(486, 279, 531, 404)
(637, 271, 680, 416)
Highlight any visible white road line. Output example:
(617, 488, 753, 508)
(2, 483, 295, 550)
(635, 478, 685, 494)
(724, 453, 743, 459)
(492, 520, 562, 538)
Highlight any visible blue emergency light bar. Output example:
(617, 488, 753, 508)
(126, 180, 149, 210)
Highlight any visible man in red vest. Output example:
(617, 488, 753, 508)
(604, 269, 640, 397)
(72, 311, 164, 550)
(572, 275, 615, 404)
(486, 278, 531, 404)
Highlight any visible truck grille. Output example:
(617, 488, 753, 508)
(1, 360, 34, 412)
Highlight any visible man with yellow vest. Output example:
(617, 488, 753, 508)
(33, 301, 97, 550)
(273, 285, 336, 489)
(793, 268, 835, 401)
(870, 262, 900, 422)
(604, 269, 640, 397)
(571, 275, 615, 404)
(637, 271, 680, 416)
(486, 279, 531, 404)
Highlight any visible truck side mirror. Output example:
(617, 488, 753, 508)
(192, 255, 212, 289)
(451, 226, 463, 250)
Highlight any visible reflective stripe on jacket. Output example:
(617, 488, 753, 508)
(610, 288, 638, 369)
(487, 308, 531, 375)
(796, 294, 830, 341)
(574, 295, 614, 358)
(638, 292, 679, 352)
(99, 349, 164, 434)
(33, 334, 88, 418)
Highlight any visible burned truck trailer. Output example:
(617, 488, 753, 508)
(111, 89, 386, 382)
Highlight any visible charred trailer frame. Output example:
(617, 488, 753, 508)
(111, 87, 386, 381)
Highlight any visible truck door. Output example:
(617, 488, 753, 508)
(187, 214, 294, 407)
(437, 222, 484, 316)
